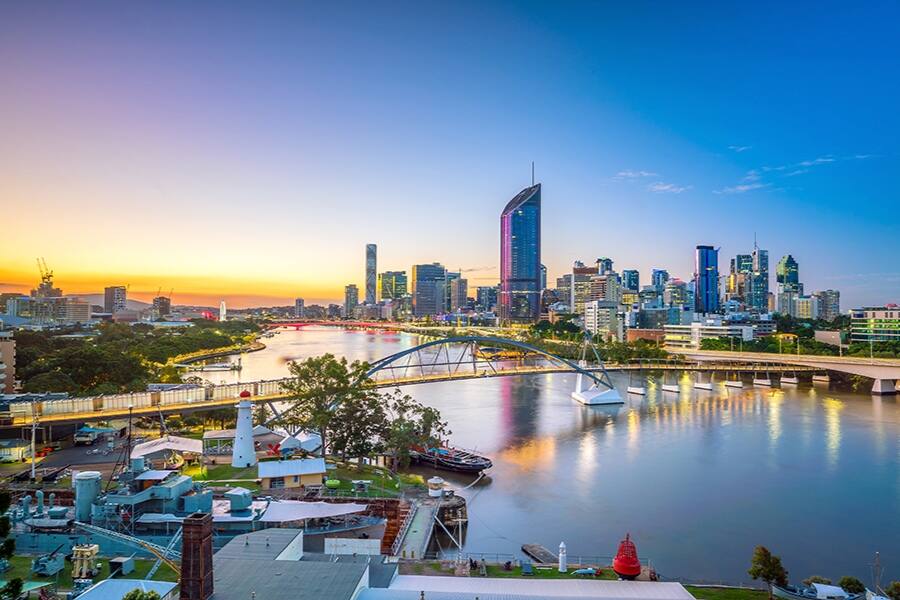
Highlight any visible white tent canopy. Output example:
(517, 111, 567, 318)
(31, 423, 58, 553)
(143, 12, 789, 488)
(259, 500, 368, 523)
(131, 435, 202, 459)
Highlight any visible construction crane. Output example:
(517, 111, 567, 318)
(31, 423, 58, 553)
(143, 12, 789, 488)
(74, 521, 181, 577)
(36, 257, 53, 285)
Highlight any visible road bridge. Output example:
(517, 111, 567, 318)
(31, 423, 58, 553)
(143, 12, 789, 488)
(670, 348, 900, 394)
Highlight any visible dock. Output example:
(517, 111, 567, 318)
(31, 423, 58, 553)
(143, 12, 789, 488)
(395, 499, 439, 559)
(521, 544, 558, 564)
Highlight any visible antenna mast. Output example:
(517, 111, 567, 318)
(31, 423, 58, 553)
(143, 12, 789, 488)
(531, 161, 535, 186)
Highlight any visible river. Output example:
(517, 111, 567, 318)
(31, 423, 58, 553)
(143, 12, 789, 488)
(211, 326, 898, 585)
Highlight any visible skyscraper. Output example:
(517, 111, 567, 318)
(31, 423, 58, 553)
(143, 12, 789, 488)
(651, 269, 669, 293)
(344, 284, 359, 318)
(596, 257, 614, 275)
(500, 183, 541, 324)
(152, 295, 172, 318)
(444, 271, 461, 312)
(694, 245, 720, 314)
(540, 264, 547, 290)
(476, 286, 498, 312)
(104, 286, 127, 313)
(450, 278, 468, 312)
(571, 260, 599, 315)
(377, 271, 407, 301)
(365, 244, 377, 304)
(814, 290, 841, 321)
(411, 263, 446, 317)
(622, 270, 640, 292)
(749, 245, 769, 312)
(776, 255, 800, 289)
(294, 298, 305, 318)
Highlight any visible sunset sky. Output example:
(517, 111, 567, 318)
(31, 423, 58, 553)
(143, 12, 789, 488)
(2, 2, 898, 308)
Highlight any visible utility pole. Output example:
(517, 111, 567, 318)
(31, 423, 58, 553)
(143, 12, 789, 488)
(30, 398, 37, 481)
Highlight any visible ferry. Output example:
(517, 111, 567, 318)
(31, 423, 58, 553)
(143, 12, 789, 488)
(409, 444, 492, 473)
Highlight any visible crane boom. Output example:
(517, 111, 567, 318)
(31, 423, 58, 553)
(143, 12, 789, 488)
(74, 521, 181, 576)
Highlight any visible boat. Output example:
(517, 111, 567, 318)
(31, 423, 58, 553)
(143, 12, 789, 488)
(612, 533, 641, 580)
(774, 584, 864, 600)
(409, 445, 492, 473)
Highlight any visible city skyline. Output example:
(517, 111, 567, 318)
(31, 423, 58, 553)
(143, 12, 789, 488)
(2, 3, 898, 308)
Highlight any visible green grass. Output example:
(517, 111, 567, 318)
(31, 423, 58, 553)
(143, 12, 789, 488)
(686, 586, 769, 600)
(5, 555, 178, 591)
(484, 564, 618, 580)
(324, 460, 426, 497)
(181, 462, 260, 491)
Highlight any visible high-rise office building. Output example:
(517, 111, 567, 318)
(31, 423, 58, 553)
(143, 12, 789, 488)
(365, 244, 377, 304)
(622, 270, 640, 292)
(571, 261, 599, 315)
(411, 263, 446, 317)
(694, 245, 720, 314)
(294, 298, 305, 318)
(555, 275, 572, 308)
(589, 273, 620, 304)
(104, 286, 127, 313)
(748, 246, 769, 312)
(476, 286, 498, 312)
(814, 289, 841, 321)
(377, 271, 407, 301)
(794, 295, 820, 320)
(444, 271, 461, 312)
(663, 279, 689, 308)
(449, 278, 468, 312)
(499, 183, 541, 324)
(343, 284, 359, 318)
(776, 255, 800, 289)
(540, 264, 547, 290)
(596, 257, 614, 275)
(651, 269, 670, 293)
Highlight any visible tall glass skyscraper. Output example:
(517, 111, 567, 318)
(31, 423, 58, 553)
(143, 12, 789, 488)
(622, 270, 640, 292)
(365, 244, 377, 304)
(694, 245, 720, 314)
(749, 246, 769, 311)
(500, 183, 541, 324)
(776, 255, 800, 289)
(411, 263, 446, 317)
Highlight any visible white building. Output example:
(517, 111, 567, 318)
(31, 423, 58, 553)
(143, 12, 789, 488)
(584, 300, 622, 341)
(793, 295, 820, 320)
(664, 319, 753, 349)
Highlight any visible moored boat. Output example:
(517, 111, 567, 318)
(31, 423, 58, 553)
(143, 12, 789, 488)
(774, 584, 864, 600)
(409, 445, 492, 473)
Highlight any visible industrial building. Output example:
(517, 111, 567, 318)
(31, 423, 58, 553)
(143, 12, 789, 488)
(258, 457, 327, 490)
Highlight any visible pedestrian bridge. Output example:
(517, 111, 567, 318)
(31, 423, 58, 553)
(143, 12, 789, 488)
(3, 336, 817, 427)
(670, 348, 900, 394)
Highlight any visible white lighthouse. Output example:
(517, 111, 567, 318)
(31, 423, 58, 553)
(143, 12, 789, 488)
(219, 300, 227, 322)
(231, 390, 257, 468)
(558, 541, 567, 573)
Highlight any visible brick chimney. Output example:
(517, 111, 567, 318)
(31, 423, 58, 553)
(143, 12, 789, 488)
(180, 512, 214, 600)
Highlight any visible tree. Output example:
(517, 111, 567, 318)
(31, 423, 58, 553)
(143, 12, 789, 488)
(886, 581, 900, 600)
(0, 491, 23, 600)
(382, 390, 450, 471)
(838, 577, 865, 594)
(804, 576, 832, 586)
(123, 590, 162, 600)
(748, 546, 789, 599)
(279, 354, 371, 456)
(329, 389, 388, 464)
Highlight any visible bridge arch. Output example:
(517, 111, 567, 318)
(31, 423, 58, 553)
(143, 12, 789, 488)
(364, 335, 616, 391)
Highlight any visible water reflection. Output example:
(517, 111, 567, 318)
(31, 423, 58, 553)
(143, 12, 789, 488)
(231, 327, 899, 583)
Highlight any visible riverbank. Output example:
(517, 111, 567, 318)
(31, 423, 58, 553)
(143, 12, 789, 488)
(169, 339, 266, 365)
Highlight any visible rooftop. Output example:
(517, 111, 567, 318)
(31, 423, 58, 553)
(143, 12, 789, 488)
(212, 556, 368, 600)
(75, 579, 177, 600)
(258, 457, 327, 478)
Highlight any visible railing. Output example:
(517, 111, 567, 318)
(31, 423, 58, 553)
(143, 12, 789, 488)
(390, 503, 419, 556)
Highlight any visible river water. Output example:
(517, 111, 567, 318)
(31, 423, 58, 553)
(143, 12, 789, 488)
(213, 326, 898, 584)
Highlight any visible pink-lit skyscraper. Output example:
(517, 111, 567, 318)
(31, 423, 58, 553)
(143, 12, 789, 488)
(499, 183, 541, 324)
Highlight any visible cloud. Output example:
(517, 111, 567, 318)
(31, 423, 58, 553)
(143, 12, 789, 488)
(647, 181, 691, 194)
(797, 156, 835, 167)
(728, 145, 752, 153)
(785, 169, 809, 177)
(742, 170, 761, 182)
(614, 170, 657, 179)
(714, 182, 769, 194)
(459, 266, 494, 273)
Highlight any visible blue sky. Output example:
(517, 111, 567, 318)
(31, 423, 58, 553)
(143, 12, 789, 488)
(1, 1, 897, 307)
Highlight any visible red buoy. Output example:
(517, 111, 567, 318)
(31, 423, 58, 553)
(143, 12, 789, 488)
(612, 533, 641, 580)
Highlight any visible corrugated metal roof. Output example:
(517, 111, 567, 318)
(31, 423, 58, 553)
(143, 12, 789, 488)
(134, 469, 176, 481)
(386, 576, 696, 600)
(215, 528, 304, 561)
(131, 435, 202, 458)
(257, 457, 326, 478)
(212, 557, 367, 600)
(76, 579, 177, 600)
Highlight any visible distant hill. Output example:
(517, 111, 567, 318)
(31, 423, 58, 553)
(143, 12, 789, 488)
(66, 294, 151, 311)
